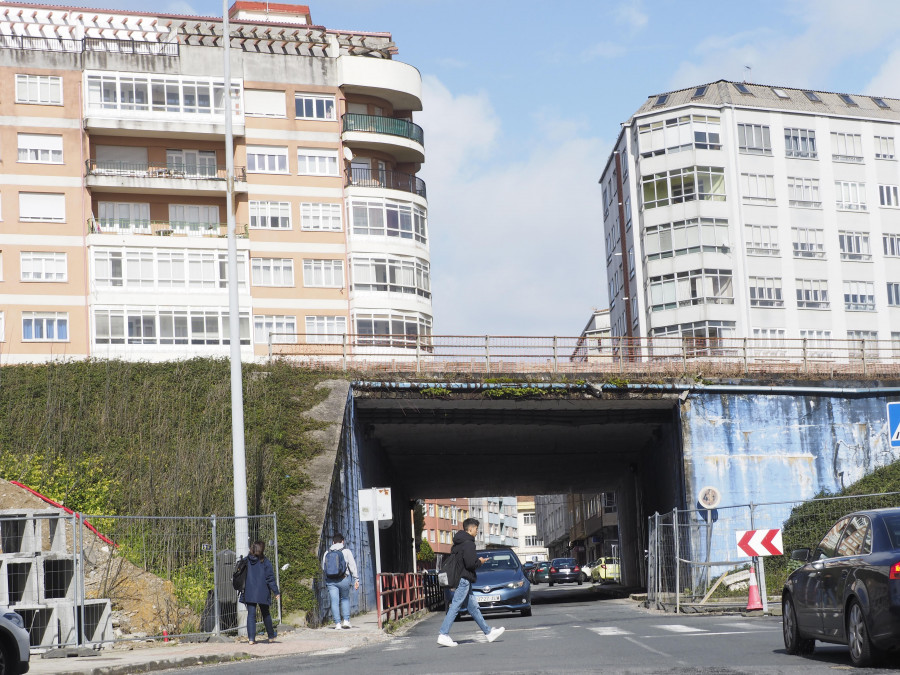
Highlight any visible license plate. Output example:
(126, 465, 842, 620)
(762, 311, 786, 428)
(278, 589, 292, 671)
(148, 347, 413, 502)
(560, 568, 570, 573)
(477, 594, 501, 603)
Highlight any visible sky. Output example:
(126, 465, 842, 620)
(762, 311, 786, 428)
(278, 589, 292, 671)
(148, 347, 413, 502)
(62, 0, 900, 335)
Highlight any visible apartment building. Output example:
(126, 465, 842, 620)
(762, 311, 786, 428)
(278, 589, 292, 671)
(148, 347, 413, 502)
(0, 1, 431, 363)
(534, 494, 570, 559)
(513, 495, 547, 563)
(468, 496, 518, 550)
(534, 492, 618, 562)
(421, 498, 468, 555)
(571, 307, 610, 361)
(601, 80, 900, 350)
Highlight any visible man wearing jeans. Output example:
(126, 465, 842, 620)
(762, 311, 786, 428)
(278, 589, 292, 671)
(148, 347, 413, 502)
(437, 518, 505, 647)
(322, 533, 359, 629)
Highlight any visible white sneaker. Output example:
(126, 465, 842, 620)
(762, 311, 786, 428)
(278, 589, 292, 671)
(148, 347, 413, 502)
(437, 633, 458, 647)
(333, 623, 342, 630)
(342, 620, 351, 629)
(486, 626, 505, 643)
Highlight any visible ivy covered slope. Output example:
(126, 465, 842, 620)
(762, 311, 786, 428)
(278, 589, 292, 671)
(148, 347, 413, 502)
(0, 358, 335, 614)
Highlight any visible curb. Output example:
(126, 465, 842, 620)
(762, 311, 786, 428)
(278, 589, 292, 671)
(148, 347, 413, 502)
(57, 651, 254, 675)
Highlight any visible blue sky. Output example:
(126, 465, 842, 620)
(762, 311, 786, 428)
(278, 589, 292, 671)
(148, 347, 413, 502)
(68, 0, 900, 334)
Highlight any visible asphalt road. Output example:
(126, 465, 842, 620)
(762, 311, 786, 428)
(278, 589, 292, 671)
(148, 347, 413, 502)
(182, 584, 900, 674)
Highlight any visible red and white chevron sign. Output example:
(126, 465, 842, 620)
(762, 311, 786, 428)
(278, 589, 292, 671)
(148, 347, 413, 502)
(736, 529, 784, 557)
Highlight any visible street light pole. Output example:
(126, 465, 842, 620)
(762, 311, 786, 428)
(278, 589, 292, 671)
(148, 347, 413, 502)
(222, 0, 249, 559)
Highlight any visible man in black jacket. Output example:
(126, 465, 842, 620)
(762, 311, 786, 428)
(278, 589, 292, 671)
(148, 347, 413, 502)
(437, 517, 505, 647)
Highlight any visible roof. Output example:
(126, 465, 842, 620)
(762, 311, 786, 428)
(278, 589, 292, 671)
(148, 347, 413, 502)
(629, 79, 900, 124)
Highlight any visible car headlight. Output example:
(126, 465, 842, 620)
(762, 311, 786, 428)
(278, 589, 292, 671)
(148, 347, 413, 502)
(3, 612, 24, 629)
(507, 580, 525, 589)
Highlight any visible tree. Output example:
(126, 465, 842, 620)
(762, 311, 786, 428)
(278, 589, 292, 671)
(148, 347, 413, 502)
(413, 500, 425, 545)
(417, 538, 436, 563)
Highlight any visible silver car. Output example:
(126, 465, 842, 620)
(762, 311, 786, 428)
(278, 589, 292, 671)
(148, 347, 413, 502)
(0, 610, 30, 674)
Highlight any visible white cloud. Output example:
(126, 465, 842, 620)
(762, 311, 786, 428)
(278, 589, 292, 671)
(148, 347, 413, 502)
(865, 47, 900, 97)
(615, 1, 648, 32)
(417, 76, 609, 335)
(581, 41, 627, 61)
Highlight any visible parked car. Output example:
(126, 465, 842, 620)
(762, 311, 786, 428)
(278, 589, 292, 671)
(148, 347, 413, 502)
(548, 557, 582, 586)
(531, 561, 551, 585)
(782, 508, 900, 667)
(0, 609, 30, 675)
(580, 560, 596, 582)
(453, 548, 532, 617)
(591, 557, 621, 583)
(523, 561, 535, 581)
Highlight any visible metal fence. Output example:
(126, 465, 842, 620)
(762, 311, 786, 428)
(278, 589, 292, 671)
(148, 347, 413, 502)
(375, 572, 443, 629)
(647, 491, 900, 613)
(268, 334, 900, 377)
(1, 511, 278, 650)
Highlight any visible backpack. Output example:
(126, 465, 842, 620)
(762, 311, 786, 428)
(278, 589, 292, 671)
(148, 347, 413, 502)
(323, 548, 347, 580)
(438, 551, 463, 589)
(232, 556, 248, 592)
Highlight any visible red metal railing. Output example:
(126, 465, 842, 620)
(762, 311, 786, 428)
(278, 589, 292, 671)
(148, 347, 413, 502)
(375, 572, 443, 629)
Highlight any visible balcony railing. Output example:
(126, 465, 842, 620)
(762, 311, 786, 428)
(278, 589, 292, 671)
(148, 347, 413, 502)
(342, 113, 424, 146)
(347, 167, 426, 198)
(89, 219, 248, 238)
(85, 160, 246, 182)
(0, 33, 177, 55)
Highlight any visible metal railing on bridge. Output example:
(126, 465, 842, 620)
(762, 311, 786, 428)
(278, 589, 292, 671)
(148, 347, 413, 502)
(267, 333, 900, 377)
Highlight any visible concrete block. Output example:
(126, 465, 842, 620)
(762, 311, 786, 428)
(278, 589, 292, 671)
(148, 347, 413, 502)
(39, 556, 76, 601)
(1, 559, 38, 606)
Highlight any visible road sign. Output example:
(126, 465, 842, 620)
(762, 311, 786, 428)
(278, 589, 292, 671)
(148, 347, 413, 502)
(359, 487, 392, 523)
(736, 529, 783, 557)
(889, 402, 900, 448)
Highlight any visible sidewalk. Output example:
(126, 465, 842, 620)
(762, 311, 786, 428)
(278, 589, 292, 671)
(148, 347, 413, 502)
(27, 610, 394, 675)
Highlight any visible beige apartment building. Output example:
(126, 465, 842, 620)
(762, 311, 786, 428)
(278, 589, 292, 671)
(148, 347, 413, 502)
(0, 1, 431, 363)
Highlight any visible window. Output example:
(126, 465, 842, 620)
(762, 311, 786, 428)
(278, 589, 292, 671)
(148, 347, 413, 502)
(787, 177, 821, 207)
(772, 88, 790, 99)
(355, 311, 432, 348)
(637, 116, 720, 156)
(888, 282, 900, 307)
(872, 97, 890, 109)
(522, 512, 536, 524)
(167, 149, 217, 178)
(844, 281, 875, 310)
(741, 173, 776, 203)
(94, 308, 250, 346)
(169, 204, 219, 235)
(22, 312, 68, 341)
(874, 136, 895, 159)
(800, 329, 832, 345)
(643, 217, 729, 260)
(734, 83, 752, 95)
(803, 90, 822, 102)
(737, 124, 772, 155)
(302, 259, 344, 288)
(94, 250, 123, 287)
(654, 94, 668, 106)
(294, 93, 336, 120)
(20, 252, 66, 281)
(847, 331, 878, 358)
(97, 201, 151, 234)
(93, 248, 247, 290)
(350, 199, 428, 243)
(253, 314, 297, 344)
(831, 132, 863, 162)
(893, 333, 900, 358)
(641, 166, 726, 209)
(300, 202, 342, 231)
(19, 192, 65, 222)
(752, 327, 785, 343)
(246, 145, 288, 173)
(839, 93, 858, 107)
(879, 185, 899, 207)
(748, 276, 783, 307)
(648, 269, 733, 311)
(796, 278, 830, 308)
(251, 258, 294, 287)
(17, 133, 63, 164)
(428, 503, 434, 517)
(249, 201, 291, 229)
(692, 85, 708, 98)
(785, 128, 817, 158)
(351, 256, 431, 298)
(745, 224, 780, 256)
(792, 227, 826, 258)
(835, 181, 867, 211)
(15, 74, 62, 105)
(297, 149, 339, 176)
(85, 73, 239, 117)
(243, 89, 286, 117)
(839, 231, 872, 261)
(885, 234, 900, 257)
(836, 516, 871, 557)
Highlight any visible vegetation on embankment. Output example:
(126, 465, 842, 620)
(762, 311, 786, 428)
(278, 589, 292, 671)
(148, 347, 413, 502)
(0, 358, 336, 615)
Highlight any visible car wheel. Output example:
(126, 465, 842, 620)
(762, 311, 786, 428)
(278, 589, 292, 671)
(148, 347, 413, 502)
(847, 599, 881, 667)
(782, 595, 814, 656)
(0, 637, 15, 675)
(549, 581, 554, 587)
(577, 578, 583, 585)
(520, 607, 532, 617)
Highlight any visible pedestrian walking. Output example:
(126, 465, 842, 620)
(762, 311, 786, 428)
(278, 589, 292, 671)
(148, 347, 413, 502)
(241, 540, 280, 645)
(322, 533, 359, 629)
(437, 517, 505, 647)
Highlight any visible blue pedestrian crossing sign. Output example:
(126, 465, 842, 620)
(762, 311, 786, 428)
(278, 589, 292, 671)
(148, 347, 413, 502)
(890, 402, 900, 448)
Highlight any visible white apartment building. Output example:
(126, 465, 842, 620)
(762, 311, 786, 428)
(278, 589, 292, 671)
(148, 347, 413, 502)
(534, 494, 571, 560)
(468, 496, 518, 549)
(513, 495, 547, 563)
(601, 80, 900, 351)
(0, 1, 431, 363)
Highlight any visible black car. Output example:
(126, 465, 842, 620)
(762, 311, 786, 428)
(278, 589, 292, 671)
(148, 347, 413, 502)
(548, 557, 582, 586)
(782, 508, 900, 667)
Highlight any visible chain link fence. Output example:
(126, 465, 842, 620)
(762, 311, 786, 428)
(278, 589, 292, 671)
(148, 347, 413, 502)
(1, 510, 277, 649)
(647, 492, 900, 613)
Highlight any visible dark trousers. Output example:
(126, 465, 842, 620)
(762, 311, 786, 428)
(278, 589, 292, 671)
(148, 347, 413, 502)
(246, 603, 275, 641)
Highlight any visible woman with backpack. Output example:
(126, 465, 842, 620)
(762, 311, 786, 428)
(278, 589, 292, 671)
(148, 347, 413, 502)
(242, 540, 281, 644)
(322, 533, 359, 629)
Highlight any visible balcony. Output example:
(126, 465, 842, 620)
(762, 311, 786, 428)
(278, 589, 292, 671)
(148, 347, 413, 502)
(337, 55, 422, 111)
(89, 219, 248, 238)
(346, 167, 426, 199)
(85, 160, 247, 197)
(342, 114, 424, 163)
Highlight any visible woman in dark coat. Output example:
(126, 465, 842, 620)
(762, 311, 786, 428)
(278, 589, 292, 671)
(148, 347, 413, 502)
(242, 540, 281, 644)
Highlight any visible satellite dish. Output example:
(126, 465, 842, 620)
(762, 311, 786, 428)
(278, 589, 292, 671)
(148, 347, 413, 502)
(342, 146, 354, 161)
(697, 486, 721, 509)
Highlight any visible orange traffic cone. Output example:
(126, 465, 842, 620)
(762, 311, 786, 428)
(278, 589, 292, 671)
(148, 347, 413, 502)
(746, 561, 763, 611)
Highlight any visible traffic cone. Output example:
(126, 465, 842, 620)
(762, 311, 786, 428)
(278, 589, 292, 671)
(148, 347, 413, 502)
(746, 562, 763, 611)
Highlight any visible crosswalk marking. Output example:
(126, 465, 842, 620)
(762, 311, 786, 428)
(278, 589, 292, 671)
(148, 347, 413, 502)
(716, 621, 771, 631)
(660, 624, 706, 633)
(588, 626, 633, 636)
